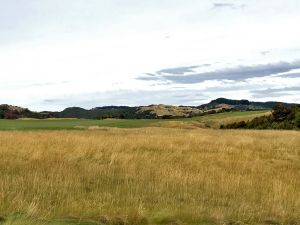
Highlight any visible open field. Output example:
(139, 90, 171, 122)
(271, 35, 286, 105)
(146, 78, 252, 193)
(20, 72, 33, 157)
(0, 110, 269, 130)
(156, 110, 270, 129)
(0, 118, 159, 130)
(0, 127, 299, 225)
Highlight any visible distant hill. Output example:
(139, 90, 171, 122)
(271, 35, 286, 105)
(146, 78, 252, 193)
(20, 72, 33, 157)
(136, 105, 204, 119)
(199, 98, 297, 111)
(48, 106, 138, 119)
(221, 103, 300, 130)
(50, 104, 231, 119)
(1, 98, 298, 119)
(0, 104, 51, 119)
(49, 105, 204, 119)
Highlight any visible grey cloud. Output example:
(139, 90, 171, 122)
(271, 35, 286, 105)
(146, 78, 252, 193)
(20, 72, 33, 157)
(157, 64, 211, 75)
(157, 65, 200, 75)
(137, 72, 169, 81)
(253, 92, 292, 98)
(251, 87, 300, 98)
(138, 60, 300, 84)
(213, 3, 246, 10)
(137, 65, 199, 81)
(41, 89, 208, 109)
(137, 76, 162, 81)
(144, 73, 157, 76)
(278, 73, 300, 78)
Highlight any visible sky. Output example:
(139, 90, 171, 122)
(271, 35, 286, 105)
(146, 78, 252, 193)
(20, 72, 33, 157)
(0, 0, 300, 111)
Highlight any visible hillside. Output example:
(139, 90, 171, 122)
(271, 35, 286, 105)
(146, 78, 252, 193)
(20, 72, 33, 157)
(136, 104, 204, 118)
(42, 99, 299, 119)
(0, 104, 51, 119)
(48, 106, 139, 119)
(199, 98, 297, 111)
(1, 98, 298, 120)
(222, 103, 300, 130)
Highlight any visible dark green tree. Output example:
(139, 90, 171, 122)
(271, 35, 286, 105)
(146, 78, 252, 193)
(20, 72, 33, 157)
(272, 103, 291, 121)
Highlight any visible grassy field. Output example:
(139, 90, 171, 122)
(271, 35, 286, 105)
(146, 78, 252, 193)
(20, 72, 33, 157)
(0, 118, 159, 130)
(0, 110, 269, 130)
(0, 127, 299, 225)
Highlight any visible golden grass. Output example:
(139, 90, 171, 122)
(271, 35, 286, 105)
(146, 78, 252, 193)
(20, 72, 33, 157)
(0, 128, 299, 225)
(140, 121, 202, 129)
(197, 111, 272, 129)
(17, 118, 78, 120)
(151, 111, 271, 130)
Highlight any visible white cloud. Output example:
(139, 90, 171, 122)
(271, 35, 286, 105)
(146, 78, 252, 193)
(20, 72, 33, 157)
(0, 0, 300, 110)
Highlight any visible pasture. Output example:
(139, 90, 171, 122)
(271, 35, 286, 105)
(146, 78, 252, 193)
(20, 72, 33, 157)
(0, 126, 299, 225)
(0, 110, 269, 130)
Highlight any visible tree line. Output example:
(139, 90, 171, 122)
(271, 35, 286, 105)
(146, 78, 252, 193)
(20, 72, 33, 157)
(221, 103, 300, 130)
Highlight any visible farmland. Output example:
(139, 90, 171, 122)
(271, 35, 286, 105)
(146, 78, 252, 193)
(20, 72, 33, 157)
(0, 110, 299, 225)
(0, 110, 269, 130)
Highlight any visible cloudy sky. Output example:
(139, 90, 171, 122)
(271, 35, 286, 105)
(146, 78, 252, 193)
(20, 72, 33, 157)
(0, 0, 300, 111)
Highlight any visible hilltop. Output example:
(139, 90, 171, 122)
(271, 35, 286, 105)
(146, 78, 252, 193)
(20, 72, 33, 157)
(0, 104, 50, 119)
(199, 98, 296, 111)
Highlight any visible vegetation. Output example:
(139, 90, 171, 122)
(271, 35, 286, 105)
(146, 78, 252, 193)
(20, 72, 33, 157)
(53, 106, 139, 120)
(0, 111, 269, 130)
(0, 106, 295, 224)
(0, 105, 49, 119)
(199, 98, 295, 111)
(0, 118, 160, 130)
(181, 110, 270, 129)
(1, 98, 296, 120)
(0, 128, 300, 225)
(221, 103, 300, 130)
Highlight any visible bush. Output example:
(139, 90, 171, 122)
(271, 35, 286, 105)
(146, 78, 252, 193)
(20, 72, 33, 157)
(294, 112, 300, 128)
(221, 105, 300, 130)
(272, 103, 291, 121)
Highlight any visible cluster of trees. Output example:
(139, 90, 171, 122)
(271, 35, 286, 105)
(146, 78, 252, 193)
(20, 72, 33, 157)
(49, 106, 139, 119)
(0, 105, 50, 119)
(210, 98, 250, 106)
(221, 103, 300, 130)
(95, 107, 139, 119)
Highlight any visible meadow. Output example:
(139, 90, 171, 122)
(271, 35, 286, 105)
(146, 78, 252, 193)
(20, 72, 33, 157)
(0, 111, 269, 130)
(0, 126, 299, 225)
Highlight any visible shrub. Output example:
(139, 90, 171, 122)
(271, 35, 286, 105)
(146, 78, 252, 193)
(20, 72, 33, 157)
(272, 103, 291, 121)
(222, 105, 300, 130)
(294, 112, 300, 128)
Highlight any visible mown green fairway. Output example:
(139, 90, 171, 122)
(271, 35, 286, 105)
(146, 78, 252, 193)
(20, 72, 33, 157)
(0, 110, 269, 130)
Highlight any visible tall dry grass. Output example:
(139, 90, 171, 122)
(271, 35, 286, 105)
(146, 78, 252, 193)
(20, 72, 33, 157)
(0, 128, 299, 224)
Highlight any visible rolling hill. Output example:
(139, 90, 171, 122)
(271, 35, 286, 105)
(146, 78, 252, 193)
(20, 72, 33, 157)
(0, 98, 298, 120)
(199, 98, 296, 111)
